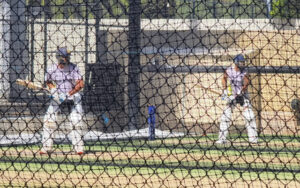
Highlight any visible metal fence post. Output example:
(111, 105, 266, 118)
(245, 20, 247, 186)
(128, 0, 141, 130)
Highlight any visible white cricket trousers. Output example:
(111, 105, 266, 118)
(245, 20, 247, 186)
(218, 98, 258, 143)
(41, 93, 84, 153)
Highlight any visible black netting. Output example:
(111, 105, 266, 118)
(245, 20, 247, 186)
(0, 0, 299, 187)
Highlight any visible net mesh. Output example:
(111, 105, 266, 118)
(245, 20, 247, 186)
(0, 0, 299, 187)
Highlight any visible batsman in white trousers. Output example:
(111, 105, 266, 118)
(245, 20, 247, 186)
(216, 54, 258, 144)
(41, 93, 84, 154)
(40, 47, 85, 155)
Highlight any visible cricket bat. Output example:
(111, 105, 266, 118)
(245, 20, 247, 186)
(16, 79, 49, 92)
(195, 84, 222, 96)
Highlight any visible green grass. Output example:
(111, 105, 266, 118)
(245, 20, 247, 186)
(0, 134, 299, 183)
(2, 155, 299, 172)
(1, 158, 300, 182)
(0, 160, 299, 182)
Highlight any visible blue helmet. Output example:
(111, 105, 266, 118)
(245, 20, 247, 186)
(56, 47, 71, 58)
(233, 54, 246, 69)
(56, 47, 71, 65)
(291, 98, 300, 110)
(233, 54, 245, 63)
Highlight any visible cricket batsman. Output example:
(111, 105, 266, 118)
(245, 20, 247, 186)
(216, 54, 258, 144)
(40, 47, 85, 155)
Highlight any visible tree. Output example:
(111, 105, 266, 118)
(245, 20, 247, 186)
(142, 0, 176, 19)
(271, 0, 300, 18)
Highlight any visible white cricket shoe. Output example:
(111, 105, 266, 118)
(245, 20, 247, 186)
(249, 137, 258, 144)
(215, 140, 228, 144)
(249, 140, 258, 144)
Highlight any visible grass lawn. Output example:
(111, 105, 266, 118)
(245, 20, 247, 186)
(0, 134, 299, 187)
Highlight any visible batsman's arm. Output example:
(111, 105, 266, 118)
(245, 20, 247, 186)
(222, 72, 228, 91)
(220, 72, 231, 101)
(242, 74, 250, 93)
(69, 79, 84, 96)
(46, 81, 56, 89)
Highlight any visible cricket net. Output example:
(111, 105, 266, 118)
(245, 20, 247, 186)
(0, 0, 299, 187)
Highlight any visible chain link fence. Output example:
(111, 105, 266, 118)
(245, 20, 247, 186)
(0, 0, 299, 187)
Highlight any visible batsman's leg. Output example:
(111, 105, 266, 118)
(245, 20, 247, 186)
(70, 93, 84, 153)
(217, 105, 233, 143)
(41, 103, 59, 153)
(243, 101, 258, 143)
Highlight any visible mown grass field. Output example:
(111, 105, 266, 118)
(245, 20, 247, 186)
(0, 134, 299, 187)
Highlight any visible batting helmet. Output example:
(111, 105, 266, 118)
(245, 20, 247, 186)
(233, 54, 245, 63)
(56, 47, 71, 65)
(56, 47, 71, 58)
(233, 54, 246, 69)
(291, 98, 300, 111)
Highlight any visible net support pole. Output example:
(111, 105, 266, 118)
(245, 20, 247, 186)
(9, 0, 29, 100)
(0, 1, 11, 99)
(128, 0, 141, 130)
(0, 0, 29, 101)
(94, 0, 107, 64)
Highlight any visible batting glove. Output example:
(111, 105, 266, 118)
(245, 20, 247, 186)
(222, 90, 235, 104)
(58, 93, 70, 103)
(227, 95, 235, 103)
(221, 90, 228, 100)
(49, 88, 63, 105)
(237, 90, 243, 96)
(49, 88, 57, 99)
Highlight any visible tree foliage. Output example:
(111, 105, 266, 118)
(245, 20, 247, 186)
(142, 0, 176, 19)
(271, 0, 300, 18)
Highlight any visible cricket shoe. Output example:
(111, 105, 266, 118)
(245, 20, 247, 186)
(77, 151, 84, 155)
(39, 150, 50, 155)
(215, 140, 228, 144)
(249, 140, 258, 144)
